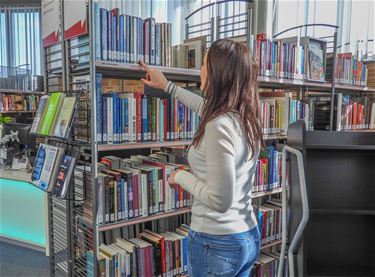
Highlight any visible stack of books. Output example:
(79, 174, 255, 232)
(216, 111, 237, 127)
(253, 146, 282, 193)
(334, 94, 375, 130)
(94, 225, 190, 277)
(31, 143, 76, 198)
(94, 5, 172, 67)
(30, 92, 77, 138)
(1, 94, 40, 112)
(335, 53, 368, 86)
(83, 152, 192, 225)
(96, 75, 200, 144)
(260, 91, 309, 135)
(251, 251, 281, 277)
(253, 35, 327, 82)
(256, 199, 282, 247)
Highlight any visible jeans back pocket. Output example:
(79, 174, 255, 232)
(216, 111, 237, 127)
(204, 242, 242, 277)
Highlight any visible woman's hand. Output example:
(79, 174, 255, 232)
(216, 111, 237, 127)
(138, 60, 168, 91)
(168, 170, 182, 189)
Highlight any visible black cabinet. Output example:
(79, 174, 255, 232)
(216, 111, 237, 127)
(287, 121, 375, 276)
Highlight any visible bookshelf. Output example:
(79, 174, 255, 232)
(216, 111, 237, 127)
(36, 1, 290, 276)
(38, 1, 374, 277)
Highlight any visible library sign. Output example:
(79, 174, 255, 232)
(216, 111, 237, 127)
(64, 0, 87, 40)
(42, 0, 60, 47)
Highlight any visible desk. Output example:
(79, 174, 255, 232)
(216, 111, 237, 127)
(0, 168, 48, 253)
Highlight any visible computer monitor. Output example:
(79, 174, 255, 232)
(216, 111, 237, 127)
(2, 123, 31, 146)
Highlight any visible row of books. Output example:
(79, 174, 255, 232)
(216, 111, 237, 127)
(251, 251, 281, 277)
(94, 5, 172, 67)
(256, 200, 282, 246)
(90, 225, 190, 277)
(335, 52, 367, 86)
(30, 92, 77, 138)
(93, 152, 191, 225)
(31, 143, 76, 198)
(1, 94, 40, 112)
(253, 146, 282, 193)
(96, 75, 200, 144)
(335, 94, 375, 130)
(260, 92, 309, 135)
(253, 35, 326, 82)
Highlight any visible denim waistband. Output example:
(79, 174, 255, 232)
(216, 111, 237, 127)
(189, 225, 259, 241)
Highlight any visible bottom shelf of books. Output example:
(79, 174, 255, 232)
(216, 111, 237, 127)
(76, 145, 286, 277)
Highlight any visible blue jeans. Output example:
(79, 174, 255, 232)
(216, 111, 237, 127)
(187, 226, 261, 277)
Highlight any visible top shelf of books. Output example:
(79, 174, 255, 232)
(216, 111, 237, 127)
(95, 61, 201, 82)
(95, 61, 375, 93)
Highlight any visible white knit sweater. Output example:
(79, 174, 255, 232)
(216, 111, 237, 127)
(165, 82, 259, 235)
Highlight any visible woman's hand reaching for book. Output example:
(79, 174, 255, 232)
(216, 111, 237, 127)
(139, 60, 168, 91)
(168, 170, 183, 189)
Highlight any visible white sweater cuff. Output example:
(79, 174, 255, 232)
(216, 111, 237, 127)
(175, 170, 197, 193)
(164, 81, 176, 94)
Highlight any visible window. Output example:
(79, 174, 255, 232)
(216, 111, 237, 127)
(0, 6, 42, 76)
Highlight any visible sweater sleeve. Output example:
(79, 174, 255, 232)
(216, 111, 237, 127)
(174, 118, 236, 213)
(164, 81, 204, 115)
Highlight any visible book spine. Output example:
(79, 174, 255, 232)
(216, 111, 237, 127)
(124, 98, 129, 142)
(100, 9, 107, 60)
(127, 174, 134, 218)
(121, 98, 126, 142)
(133, 174, 139, 217)
(132, 98, 137, 142)
(136, 93, 142, 141)
(117, 179, 122, 220)
(107, 97, 113, 144)
(94, 3, 101, 59)
(119, 15, 124, 62)
(142, 96, 148, 141)
(121, 178, 125, 219)
(95, 74, 103, 143)
(150, 18, 156, 65)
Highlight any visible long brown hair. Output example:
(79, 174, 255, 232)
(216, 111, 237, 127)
(192, 39, 263, 159)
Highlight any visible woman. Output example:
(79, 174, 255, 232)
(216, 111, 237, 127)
(139, 39, 262, 277)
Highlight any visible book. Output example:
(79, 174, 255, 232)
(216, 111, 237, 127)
(308, 42, 325, 82)
(97, 225, 190, 277)
(30, 95, 50, 133)
(96, 8, 172, 67)
(38, 92, 65, 135)
(184, 36, 207, 70)
(54, 155, 76, 198)
(32, 144, 65, 192)
(97, 90, 200, 144)
(52, 96, 77, 137)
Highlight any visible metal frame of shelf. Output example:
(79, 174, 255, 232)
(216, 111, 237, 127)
(0, 89, 44, 95)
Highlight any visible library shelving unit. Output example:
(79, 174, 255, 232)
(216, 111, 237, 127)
(38, 1, 287, 276)
(40, 1, 373, 277)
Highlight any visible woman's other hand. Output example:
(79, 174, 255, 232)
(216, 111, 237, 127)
(139, 60, 168, 91)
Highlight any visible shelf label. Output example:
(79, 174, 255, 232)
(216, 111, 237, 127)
(42, 0, 60, 47)
(64, 0, 87, 40)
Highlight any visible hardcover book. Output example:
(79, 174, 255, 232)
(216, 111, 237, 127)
(52, 96, 77, 137)
(54, 155, 76, 198)
(30, 95, 50, 133)
(38, 92, 65, 135)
